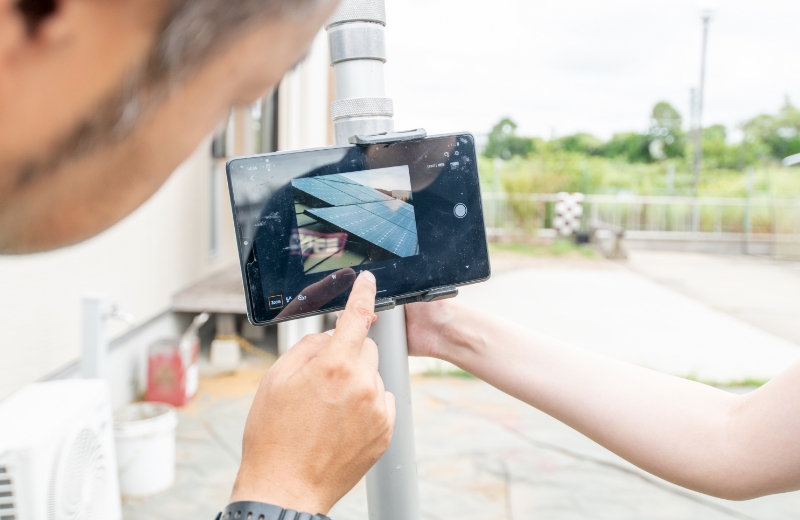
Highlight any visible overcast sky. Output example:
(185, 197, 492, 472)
(341, 166, 412, 191)
(384, 0, 800, 141)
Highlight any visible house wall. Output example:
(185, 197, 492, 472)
(276, 30, 333, 349)
(278, 31, 332, 152)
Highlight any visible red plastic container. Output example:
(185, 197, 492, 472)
(145, 337, 199, 407)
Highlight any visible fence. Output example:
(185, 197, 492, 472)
(482, 192, 800, 257)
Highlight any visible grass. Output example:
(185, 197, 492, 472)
(682, 374, 770, 388)
(422, 369, 769, 391)
(422, 367, 476, 379)
(479, 153, 800, 198)
(489, 239, 597, 259)
(422, 369, 769, 389)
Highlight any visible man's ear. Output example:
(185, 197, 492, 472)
(0, 0, 24, 43)
(0, 0, 67, 56)
(0, 0, 26, 94)
(20, 0, 79, 44)
(16, 0, 57, 34)
(0, 0, 71, 118)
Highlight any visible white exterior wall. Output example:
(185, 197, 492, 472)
(277, 30, 332, 350)
(278, 31, 332, 152)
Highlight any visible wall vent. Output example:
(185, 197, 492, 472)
(0, 465, 16, 520)
(0, 380, 121, 520)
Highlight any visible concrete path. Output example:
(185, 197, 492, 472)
(421, 256, 800, 383)
(626, 251, 800, 348)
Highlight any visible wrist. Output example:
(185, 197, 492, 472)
(433, 301, 486, 368)
(230, 467, 330, 515)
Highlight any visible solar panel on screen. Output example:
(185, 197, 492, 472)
(307, 204, 419, 258)
(292, 174, 394, 206)
(359, 200, 417, 234)
(292, 171, 420, 260)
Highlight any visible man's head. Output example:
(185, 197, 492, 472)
(0, 0, 337, 253)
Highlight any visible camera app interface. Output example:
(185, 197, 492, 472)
(290, 166, 420, 274)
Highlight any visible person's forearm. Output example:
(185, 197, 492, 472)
(435, 303, 747, 498)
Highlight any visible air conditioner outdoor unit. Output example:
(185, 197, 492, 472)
(0, 380, 122, 520)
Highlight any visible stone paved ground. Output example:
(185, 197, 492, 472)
(123, 366, 800, 520)
(124, 251, 800, 520)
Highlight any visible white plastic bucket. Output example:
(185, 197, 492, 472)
(114, 402, 178, 497)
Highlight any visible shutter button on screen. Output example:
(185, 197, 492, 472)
(453, 203, 468, 218)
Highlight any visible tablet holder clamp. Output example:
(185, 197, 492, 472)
(350, 127, 459, 313)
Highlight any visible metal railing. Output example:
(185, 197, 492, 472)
(482, 192, 800, 257)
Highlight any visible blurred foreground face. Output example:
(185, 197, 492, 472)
(0, 0, 335, 253)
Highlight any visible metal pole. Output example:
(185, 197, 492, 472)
(82, 295, 108, 378)
(325, 2, 421, 520)
(744, 166, 754, 255)
(692, 12, 711, 195)
(365, 306, 419, 520)
(692, 11, 712, 231)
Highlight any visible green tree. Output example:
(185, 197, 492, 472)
(483, 118, 536, 159)
(701, 124, 739, 169)
(553, 133, 604, 155)
(743, 98, 800, 161)
(649, 101, 686, 159)
(602, 132, 650, 163)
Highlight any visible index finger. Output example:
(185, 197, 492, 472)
(329, 271, 377, 352)
(276, 268, 356, 319)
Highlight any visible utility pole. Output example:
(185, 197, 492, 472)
(743, 166, 754, 255)
(82, 295, 108, 379)
(691, 9, 713, 232)
(692, 10, 712, 197)
(325, 2, 421, 519)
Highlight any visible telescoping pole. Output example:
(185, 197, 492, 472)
(325, 2, 421, 520)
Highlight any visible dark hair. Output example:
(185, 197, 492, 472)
(148, 0, 325, 87)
